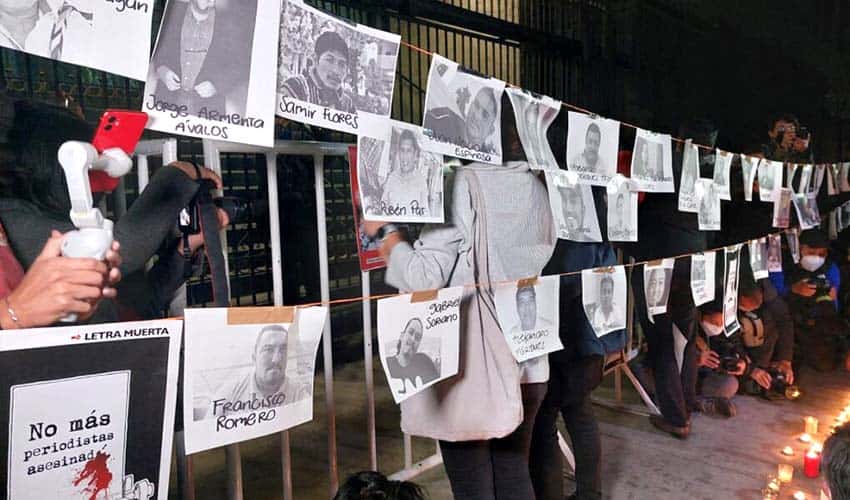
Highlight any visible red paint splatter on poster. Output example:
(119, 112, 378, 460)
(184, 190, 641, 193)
(73, 451, 113, 500)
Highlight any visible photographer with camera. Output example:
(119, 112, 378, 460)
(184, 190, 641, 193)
(761, 113, 799, 162)
(771, 229, 849, 371)
(694, 302, 747, 418)
(0, 99, 229, 323)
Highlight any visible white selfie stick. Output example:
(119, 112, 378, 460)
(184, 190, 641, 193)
(57, 141, 131, 321)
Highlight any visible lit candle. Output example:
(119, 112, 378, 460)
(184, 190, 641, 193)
(778, 463, 794, 482)
(804, 450, 821, 478)
(800, 433, 812, 443)
(805, 416, 819, 435)
(812, 442, 823, 453)
(793, 491, 806, 500)
(782, 446, 795, 456)
(766, 476, 781, 493)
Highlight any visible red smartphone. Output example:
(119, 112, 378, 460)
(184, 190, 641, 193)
(89, 109, 149, 192)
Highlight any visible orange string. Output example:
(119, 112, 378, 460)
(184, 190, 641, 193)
(398, 40, 715, 151)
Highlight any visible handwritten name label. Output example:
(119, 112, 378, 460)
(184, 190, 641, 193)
(278, 95, 359, 129)
(425, 297, 460, 330)
(106, 0, 149, 13)
(378, 200, 426, 218)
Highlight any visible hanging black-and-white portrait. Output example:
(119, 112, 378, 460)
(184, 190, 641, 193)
(0, 0, 154, 79)
(678, 139, 700, 213)
(377, 287, 462, 403)
(695, 179, 720, 231)
(144, 0, 278, 146)
(581, 267, 627, 337)
(690, 251, 716, 306)
(829, 164, 841, 195)
(723, 245, 742, 336)
(183, 307, 327, 453)
(749, 238, 768, 280)
(494, 276, 562, 362)
(767, 234, 782, 272)
(644, 259, 674, 318)
(773, 187, 792, 228)
(712, 149, 734, 201)
(741, 155, 760, 202)
(792, 192, 818, 230)
(546, 170, 602, 242)
(838, 163, 850, 192)
(813, 164, 827, 195)
(421, 54, 506, 165)
(796, 164, 814, 194)
(606, 175, 638, 242)
(630, 128, 674, 192)
(566, 111, 621, 186)
(505, 88, 560, 170)
(759, 159, 783, 202)
(358, 120, 444, 223)
(786, 228, 800, 264)
(277, 0, 400, 135)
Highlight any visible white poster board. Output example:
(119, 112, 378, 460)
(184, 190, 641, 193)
(143, 0, 280, 146)
(377, 287, 463, 403)
(1, 320, 181, 500)
(276, 0, 401, 135)
(546, 170, 602, 242)
(566, 111, 621, 186)
(581, 267, 627, 337)
(182, 307, 327, 454)
(494, 276, 562, 362)
(690, 251, 717, 306)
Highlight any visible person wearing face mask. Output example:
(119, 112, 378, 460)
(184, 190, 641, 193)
(693, 302, 744, 418)
(772, 229, 848, 371)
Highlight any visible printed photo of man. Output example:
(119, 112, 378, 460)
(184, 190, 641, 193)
(510, 285, 553, 334)
(151, 0, 257, 116)
(767, 237, 781, 270)
(281, 29, 355, 113)
(609, 192, 629, 238)
(385, 318, 439, 395)
(203, 324, 303, 419)
(381, 128, 429, 212)
(569, 122, 603, 172)
(591, 274, 623, 334)
(559, 184, 586, 238)
(424, 85, 499, 153)
(0, 0, 93, 61)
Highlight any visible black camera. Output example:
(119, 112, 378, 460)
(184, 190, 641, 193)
(714, 344, 741, 373)
(763, 367, 801, 400)
(178, 178, 266, 235)
(809, 276, 831, 295)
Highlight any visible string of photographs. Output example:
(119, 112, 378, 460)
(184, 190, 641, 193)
(372, 227, 802, 405)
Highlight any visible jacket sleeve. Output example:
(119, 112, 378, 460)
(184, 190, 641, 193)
(385, 171, 470, 292)
(112, 165, 199, 275)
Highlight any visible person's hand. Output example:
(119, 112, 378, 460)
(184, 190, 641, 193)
(791, 279, 817, 297)
(180, 208, 230, 256)
(830, 286, 838, 302)
(362, 221, 386, 238)
(698, 350, 720, 369)
(170, 161, 223, 190)
(729, 359, 747, 376)
(156, 66, 181, 92)
(195, 81, 217, 99)
(772, 360, 795, 385)
(1, 232, 111, 329)
(750, 367, 772, 390)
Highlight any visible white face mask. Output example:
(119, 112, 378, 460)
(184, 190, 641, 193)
(801, 255, 826, 272)
(701, 320, 724, 337)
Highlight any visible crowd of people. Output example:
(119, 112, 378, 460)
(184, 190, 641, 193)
(2, 90, 850, 500)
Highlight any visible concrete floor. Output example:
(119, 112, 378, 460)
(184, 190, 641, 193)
(170, 361, 850, 500)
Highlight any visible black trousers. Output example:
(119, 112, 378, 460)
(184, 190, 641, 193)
(530, 354, 604, 500)
(439, 383, 547, 500)
(633, 258, 699, 428)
